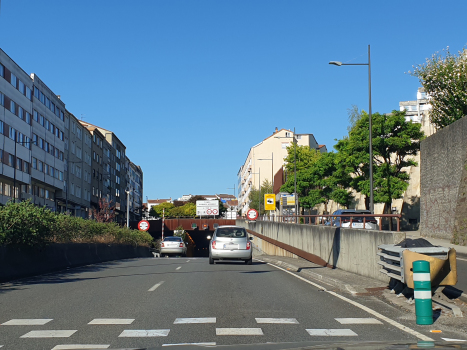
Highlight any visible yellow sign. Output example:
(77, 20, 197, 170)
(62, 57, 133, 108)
(281, 195, 295, 206)
(264, 194, 276, 211)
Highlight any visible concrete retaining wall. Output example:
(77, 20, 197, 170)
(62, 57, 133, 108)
(237, 220, 404, 282)
(0, 243, 152, 283)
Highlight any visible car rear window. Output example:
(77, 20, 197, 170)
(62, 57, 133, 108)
(216, 228, 246, 237)
(164, 237, 182, 241)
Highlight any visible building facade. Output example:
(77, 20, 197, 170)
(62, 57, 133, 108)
(126, 156, 143, 221)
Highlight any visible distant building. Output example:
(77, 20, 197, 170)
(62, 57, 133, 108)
(399, 87, 436, 137)
(237, 127, 326, 215)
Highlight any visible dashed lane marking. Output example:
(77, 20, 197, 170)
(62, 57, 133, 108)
(162, 343, 216, 347)
(20, 330, 77, 338)
(174, 318, 216, 324)
(1, 319, 53, 326)
(148, 281, 165, 292)
(119, 329, 170, 337)
(306, 329, 358, 336)
(267, 262, 434, 342)
(88, 319, 134, 325)
(335, 318, 383, 324)
(216, 328, 263, 336)
(52, 345, 110, 349)
(176, 266, 182, 270)
(457, 257, 467, 262)
(255, 318, 299, 324)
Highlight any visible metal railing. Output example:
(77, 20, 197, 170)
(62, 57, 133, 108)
(256, 214, 402, 231)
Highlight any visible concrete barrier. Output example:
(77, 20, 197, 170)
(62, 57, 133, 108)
(237, 220, 405, 282)
(0, 243, 152, 283)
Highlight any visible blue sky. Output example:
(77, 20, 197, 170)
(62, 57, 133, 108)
(1, 0, 466, 200)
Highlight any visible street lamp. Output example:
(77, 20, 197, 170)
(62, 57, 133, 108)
(329, 45, 374, 213)
(125, 188, 130, 227)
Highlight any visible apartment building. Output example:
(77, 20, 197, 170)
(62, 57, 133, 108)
(237, 128, 326, 215)
(126, 156, 143, 221)
(0, 49, 65, 209)
(399, 87, 436, 137)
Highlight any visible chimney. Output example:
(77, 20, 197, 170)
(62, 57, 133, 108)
(274, 127, 278, 134)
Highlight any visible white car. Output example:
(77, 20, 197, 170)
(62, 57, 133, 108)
(209, 225, 253, 265)
(160, 236, 187, 257)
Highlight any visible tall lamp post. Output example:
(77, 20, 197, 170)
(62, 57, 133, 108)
(329, 45, 374, 213)
(125, 188, 130, 227)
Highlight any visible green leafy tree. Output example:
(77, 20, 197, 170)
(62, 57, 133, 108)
(410, 47, 467, 128)
(187, 195, 206, 204)
(149, 202, 174, 218)
(248, 179, 273, 215)
(335, 110, 425, 213)
(182, 202, 197, 217)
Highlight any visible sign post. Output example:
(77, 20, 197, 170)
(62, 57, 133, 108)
(247, 208, 259, 221)
(137, 220, 150, 231)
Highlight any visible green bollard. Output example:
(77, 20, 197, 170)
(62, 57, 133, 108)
(413, 260, 433, 325)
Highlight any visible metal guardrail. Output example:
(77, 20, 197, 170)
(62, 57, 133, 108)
(378, 244, 450, 282)
(255, 214, 402, 231)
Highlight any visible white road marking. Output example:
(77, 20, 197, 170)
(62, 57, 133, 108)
(345, 284, 357, 296)
(88, 319, 134, 325)
(442, 338, 467, 342)
(148, 281, 165, 292)
(52, 345, 110, 349)
(174, 317, 216, 324)
(335, 318, 383, 324)
(162, 343, 216, 347)
(255, 318, 299, 324)
(216, 328, 263, 336)
(186, 260, 191, 262)
(119, 329, 170, 337)
(267, 262, 434, 341)
(306, 329, 358, 336)
(457, 257, 467, 262)
(1, 319, 53, 325)
(176, 266, 182, 270)
(20, 330, 77, 338)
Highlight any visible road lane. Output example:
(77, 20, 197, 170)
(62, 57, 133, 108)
(0, 256, 460, 349)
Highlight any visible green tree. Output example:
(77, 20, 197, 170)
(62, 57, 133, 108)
(335, 110, 425, 213)
(182, 202, 197, 217)
(187, 195, 206, 204)
(410, 47, 467, 128)
(248, 179, 273, 215)
(149, 202, 174, 218)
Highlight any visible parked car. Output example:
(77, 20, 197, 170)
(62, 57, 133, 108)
(160, 236, 187, 257)
(209, 225, 253, 265)
(327, 209, 378, 230)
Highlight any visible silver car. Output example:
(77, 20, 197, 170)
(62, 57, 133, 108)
(160, 236, 187, 257)
(209, 225, 253, 265)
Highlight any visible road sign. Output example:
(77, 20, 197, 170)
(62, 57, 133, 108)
(264, 194, 275, 211)
(137, 220, 150, 231)
(196, 200, 220, 216)
(281, 194, 296, 206)
(247, 208, 259, 221)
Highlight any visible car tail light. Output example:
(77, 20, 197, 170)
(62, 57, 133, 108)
(179, 243, 184, 247)
(161, 242, 165, 247)
(246, 241, 251, 250)
(211, 240, 216, 250)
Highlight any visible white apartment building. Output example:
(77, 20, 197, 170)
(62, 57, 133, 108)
(399, 87, 436, 137)
(237, 128, 326, 215)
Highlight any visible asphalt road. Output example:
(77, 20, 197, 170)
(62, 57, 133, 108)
(455, 252, 467, 295)
(0, 257, 464, 350)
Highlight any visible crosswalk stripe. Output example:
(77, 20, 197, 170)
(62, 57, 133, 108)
(255, 318, 299, 324)
(119, 329, 170, 337)
(2, 319, 53, 325)
(335, 318, 383, 324)
(306, 329, 358, 336)
(174, 318, 216, 324)
(216, 328, 263, 336)
(51, 345, 110, 349)
(162, 343, 216, 347)
(20, 330, 77, 338)
(88, 319, 134, 325)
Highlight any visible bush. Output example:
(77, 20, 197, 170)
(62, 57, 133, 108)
(0, 200, 153, 247)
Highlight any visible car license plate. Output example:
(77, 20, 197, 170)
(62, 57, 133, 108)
(223, 243, 238, 250)
(352, 223, 363, 228)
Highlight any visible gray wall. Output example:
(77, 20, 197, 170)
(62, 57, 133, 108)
(420, 116, 467, 245)
(237, 220, 404, 282)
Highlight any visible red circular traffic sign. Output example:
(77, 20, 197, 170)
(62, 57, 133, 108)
(212, 209, 218, 215)
(206, 209, 212, 214)
(247, 208, 259, 221)
(138, 220, 150, 231)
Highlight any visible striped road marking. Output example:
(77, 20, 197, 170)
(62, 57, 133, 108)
(1, 319, 53, 326)
(148, 281, 165, 292)
(119, 329, 170, 337)
(52, 345, 110, 349)
(307, 329, 358, 336)
(20, 330, 77, 338)
(162, 343, 216, 347)
(442, 338, 467, 342)
(88, 319, 134, 325)
(335, 318, 383, 324)
(255, 318, 299, 324)
(174, 318, 216, 324)
(216, 328, 263, 336)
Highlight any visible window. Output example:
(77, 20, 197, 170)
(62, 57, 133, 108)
(70, 183, 75, 196)
(60, 110, 64, 121)
(16, 158, 22, 170)
(55, 148, 59, 158)
(116, 162, 120, 171)
(9, 127, 16, 141)
(45, 119, 49, 130)
(34, 86, 40, 99)
(24, 162, 29, 174)
(59, 130, 64, 140)
(11, 73, 17, 88)
(50, 167, 54, 177)
(76, 186, 81, 198)
(19, 80, 25, 94)
(76, 166, 81, 178)
(8, 154, 14, 167)
(38, 161, 43, 172)
(26, 86, 32, 100)
(39, 187, 45, 198)
(45, 97, 50, 109)
(77, 128, 82, 140)
(282, 142, 289, 149)
(44, 142, 49, 153)
(59, 151, 64, 161)
(25, 111, 31, 124)
(33, 110, 39, 122)
(40, 114, 44, 126)
(0, 64, 4, 78)
(77, 147, 82, 159)
(71, 142, 75, 154)
(45, 164, 49, 175)
(32, 158, 37, 169)
(4, 183, 11, 196)
(10, 100, 16, 115)
(0, 120, 3, 134)
(32, 134, 38, 145)
(50, 123, 55, 134)
(71, 121, 76, 134)
(0, 91, 4, 106)
(51, 102, 55, 114)
(59, 171, 64, 181)
(39, 138, 44, 149)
